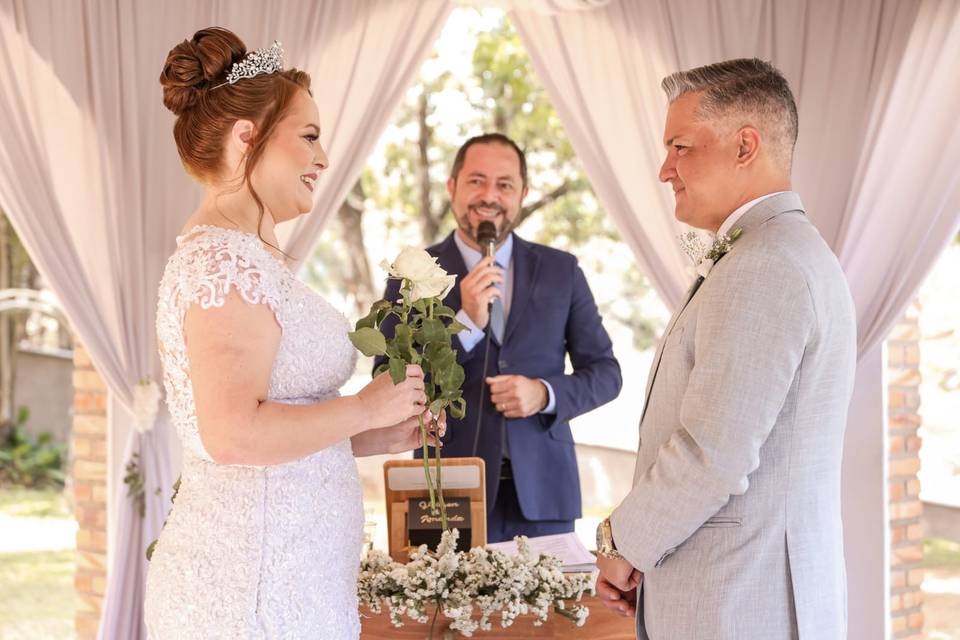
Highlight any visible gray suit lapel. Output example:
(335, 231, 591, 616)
(637, 192, 806, 426)
(639, 277, 700, 425)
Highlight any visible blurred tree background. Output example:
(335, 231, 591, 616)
(303, 11, 665, 352)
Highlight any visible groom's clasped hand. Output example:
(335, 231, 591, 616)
(596, 555, 642, 618)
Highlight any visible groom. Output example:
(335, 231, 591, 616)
(594, 59, 857, 638)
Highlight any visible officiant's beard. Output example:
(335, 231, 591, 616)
(457, 201, 510, 244)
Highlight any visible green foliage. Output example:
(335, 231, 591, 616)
(123, 452, 146, 518)
(0, 487, 69, 518)
(923, 537, 960, 568)
(471, 18, 577, 168)
(0, 549, 78, 638)
(0, 408, 65, 489)
(348, 287, 466, 418)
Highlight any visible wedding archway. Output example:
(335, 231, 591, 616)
(1, 1, 959, 638)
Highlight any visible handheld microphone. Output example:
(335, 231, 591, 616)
(471, 220, 499, 458)
(477, 221, 498, 313)
(476, 220, 498, 260)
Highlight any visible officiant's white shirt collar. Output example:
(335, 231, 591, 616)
(453, 230, 514, 268)
(718, 191, 790, 237)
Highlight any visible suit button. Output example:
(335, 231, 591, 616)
(498, 359, 508, 369)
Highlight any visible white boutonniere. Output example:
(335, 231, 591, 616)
(680, 227, 743, 280)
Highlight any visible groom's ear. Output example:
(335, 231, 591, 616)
(735, 126, 762, 168)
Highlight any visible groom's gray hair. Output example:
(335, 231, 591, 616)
(662, 58, 798, 170)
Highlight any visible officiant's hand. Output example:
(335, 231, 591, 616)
(596, 556, 642, 618)
(486, 375, 548, 418)
(351, 408, 446, 457)
(459, 256, 504, 329)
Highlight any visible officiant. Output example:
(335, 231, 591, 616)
(376, 133, 622, 542)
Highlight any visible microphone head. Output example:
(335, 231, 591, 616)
(476, 221, 498, 247)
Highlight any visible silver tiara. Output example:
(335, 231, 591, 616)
(213, 41, 284, 89)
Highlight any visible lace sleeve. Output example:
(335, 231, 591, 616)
(173, 229, 288, 330)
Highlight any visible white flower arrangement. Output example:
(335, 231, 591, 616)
(358, 529, 593, 638)
(133, 378, 161, 433)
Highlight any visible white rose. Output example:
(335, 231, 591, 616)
(410, 272, 456, 301)
(382, 247, 456, 301)
(381, 247, 440, 282)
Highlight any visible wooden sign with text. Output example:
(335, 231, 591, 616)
(408, 496, 471, 548)
(383, 457, 486, 561)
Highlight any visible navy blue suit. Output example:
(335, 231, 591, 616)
(377, 232, 621, 540)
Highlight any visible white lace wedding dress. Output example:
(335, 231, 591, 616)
(144, 226, 363, 639)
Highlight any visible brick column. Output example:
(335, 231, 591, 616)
(887, 303, 924, 639)
(71, 341, 108, 640)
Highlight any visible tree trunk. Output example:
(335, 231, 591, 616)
(336, 181, 377, 316)
(417, 91, 442, 244)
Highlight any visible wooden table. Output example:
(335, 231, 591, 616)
(360, 595, 635, 638)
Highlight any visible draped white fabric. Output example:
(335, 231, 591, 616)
(0, 2, 449, 638)
(512, 0, 960, 634)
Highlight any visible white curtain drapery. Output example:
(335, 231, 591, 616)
(0, 2, 450, 638)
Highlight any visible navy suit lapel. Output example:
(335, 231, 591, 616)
(504, 235, 539, 344)
(432, 232, 469, 310)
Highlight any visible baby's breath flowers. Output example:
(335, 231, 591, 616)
(358, 529, 593, 638)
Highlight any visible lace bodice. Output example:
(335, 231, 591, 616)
(145, 225, 364, 639)
(155, 225, 358, 462)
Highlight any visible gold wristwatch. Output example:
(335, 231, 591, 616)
(596, 517, 623, 560)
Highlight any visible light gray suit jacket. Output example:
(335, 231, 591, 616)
(610, 193, 856, 639)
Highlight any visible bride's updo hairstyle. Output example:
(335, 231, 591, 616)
(159, 27, 311, 207)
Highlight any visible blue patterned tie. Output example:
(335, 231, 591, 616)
(489, 261, 506, 344)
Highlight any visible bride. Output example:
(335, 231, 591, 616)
(144, 27, 436, 639)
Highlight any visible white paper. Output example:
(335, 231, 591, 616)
(486, 532, 597, 572)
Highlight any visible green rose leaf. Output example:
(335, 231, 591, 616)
(449, 397, 466, 419)
(425, 343, 456, 372)
(355, 307, 378, 331)
(446, 321, 468, 335)
(388, 357, 407, 385)
(378, 304, 398, 325)
(416, 318, 448, 346)
(395, 324, 414, 351)
(437, 362, 465, 393)
(385, 341, 400, 360)
(440, 388, 461, 401)
(434, 305, 457, 318)
(348, 328, 387, 357)
(361, 300, 392, 327)
(429, 399, 445, 416)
